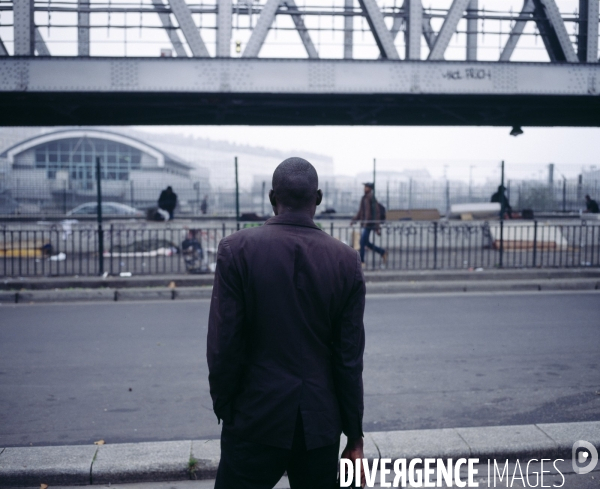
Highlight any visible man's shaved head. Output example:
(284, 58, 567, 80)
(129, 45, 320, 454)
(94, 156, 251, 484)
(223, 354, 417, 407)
(271, 157, 319, 209)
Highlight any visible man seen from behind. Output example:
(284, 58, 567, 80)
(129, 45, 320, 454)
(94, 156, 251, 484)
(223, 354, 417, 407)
(207, 157, 366, 489)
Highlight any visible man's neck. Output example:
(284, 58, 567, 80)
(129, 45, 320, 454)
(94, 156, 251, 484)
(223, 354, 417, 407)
(274, 207, 315, 219)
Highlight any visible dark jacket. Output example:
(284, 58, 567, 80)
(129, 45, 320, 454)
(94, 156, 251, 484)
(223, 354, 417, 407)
(158, 190, 177, 212)
(353, 190, 381, 229)
(207, 213, 365, 450)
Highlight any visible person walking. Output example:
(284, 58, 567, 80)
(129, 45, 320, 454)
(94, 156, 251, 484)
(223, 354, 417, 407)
(158, 186, 177, 220)
(585, 194, 599, 214)
(207, 157, 366, 489)
(491, 185, 513, 219)
(351, 182, 387, 267)
(200, 195, 208, 215)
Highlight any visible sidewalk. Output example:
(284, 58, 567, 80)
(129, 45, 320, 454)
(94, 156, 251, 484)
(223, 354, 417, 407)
(2, 269, 599, 303)
(1, 421, 599, 486)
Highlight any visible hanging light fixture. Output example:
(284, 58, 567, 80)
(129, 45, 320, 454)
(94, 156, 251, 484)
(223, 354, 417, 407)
(510, 126, 523, 137)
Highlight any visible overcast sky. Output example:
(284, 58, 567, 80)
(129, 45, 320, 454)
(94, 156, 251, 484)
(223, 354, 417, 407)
(136, 125, 600, 183)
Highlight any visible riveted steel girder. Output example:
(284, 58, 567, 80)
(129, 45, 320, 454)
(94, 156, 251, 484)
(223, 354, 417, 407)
(35, 29, 50, 57)
(14, 0, 34, 56)
(466, 0, 478, 61)
(1, 57, 598, 97)
(500, 0, 535, 62)
(578, 0, 599, 63)
(532, 0, 578, 62)
(356, 0, 399, 59)
(78, 0, 90, 56)
(406, 0, 423, 60)
(284, 0, 319, 59)
(152, 0, 188, 57)
(428, 0, 471, 60)
(168, 0, 210, 57)
(344, 0, 354, 59)
(217, 0, 233, 57)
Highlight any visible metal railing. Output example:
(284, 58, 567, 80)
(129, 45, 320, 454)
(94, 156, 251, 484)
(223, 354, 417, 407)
(2, 220, 599, 277)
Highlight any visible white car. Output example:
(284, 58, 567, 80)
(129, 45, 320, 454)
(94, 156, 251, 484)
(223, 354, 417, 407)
(67, 202, 144, 217)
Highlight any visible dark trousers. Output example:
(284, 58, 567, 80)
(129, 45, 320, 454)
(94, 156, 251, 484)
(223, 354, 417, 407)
(359, 227, 385, 263)
(215, 413, 340, 489)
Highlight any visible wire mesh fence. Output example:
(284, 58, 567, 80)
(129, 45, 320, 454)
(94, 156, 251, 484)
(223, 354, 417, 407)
(2, 220, 599, 277)
(1, 180, 599, 219)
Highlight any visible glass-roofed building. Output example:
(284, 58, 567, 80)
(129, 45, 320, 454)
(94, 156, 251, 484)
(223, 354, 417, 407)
(0, 129, 198, 211)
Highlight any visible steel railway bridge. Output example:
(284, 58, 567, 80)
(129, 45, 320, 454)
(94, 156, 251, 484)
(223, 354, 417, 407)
(0, 0, 599, 126)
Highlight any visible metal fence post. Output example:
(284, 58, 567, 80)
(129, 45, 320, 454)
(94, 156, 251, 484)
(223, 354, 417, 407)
(109, 224, 114, 275)
(63, 184, 67, 215)
(499, 219, 504, 268)
(234, 156, 240, 221)
(532, 220, 538, 268)
(96, 156, 104, 275)
(433, 221, 438, 269)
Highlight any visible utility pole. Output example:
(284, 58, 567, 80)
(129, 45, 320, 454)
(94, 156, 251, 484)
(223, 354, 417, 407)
(500, 160, 505, 217)
(444, 164, 449, 217)
(386, 180, 389, 210)
(96, 156, 104, 275)
(372, 158, 376, 198)
(234, 156, 240, 221)
(499, 160, 505, 268)
(469, 165, 475, 201)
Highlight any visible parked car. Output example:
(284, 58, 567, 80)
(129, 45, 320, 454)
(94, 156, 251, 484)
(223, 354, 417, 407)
(67, 202, 144, 217)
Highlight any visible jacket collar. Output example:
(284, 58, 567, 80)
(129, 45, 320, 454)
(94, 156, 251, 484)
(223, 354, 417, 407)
(265, 212, 321, 230)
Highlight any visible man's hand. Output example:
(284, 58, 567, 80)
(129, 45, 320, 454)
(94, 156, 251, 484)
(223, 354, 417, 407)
(341, 437, 365, 488)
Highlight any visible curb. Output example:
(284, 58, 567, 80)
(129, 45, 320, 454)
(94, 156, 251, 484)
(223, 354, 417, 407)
(3, 269, 600, 292)
(1, 421, 599, 486)
(1, 278, 599, 304)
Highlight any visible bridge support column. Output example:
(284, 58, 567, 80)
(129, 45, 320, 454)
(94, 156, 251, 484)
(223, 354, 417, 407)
(344, 0, 354, 59)
(78, 0, 90, 56)
(466, 0, 478, 60)
(217, 0, 233, 57)
(578, 0, 599, 63)
(406, 0, 423, 60)
(14, 0, 35, 56)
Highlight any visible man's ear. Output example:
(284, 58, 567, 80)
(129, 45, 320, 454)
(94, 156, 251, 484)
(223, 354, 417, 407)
(269, 189, 277, 207)
(316, 189, 323, 206)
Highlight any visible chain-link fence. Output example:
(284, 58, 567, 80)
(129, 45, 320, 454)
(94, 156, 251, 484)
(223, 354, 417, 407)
(1, 180, 599, 219)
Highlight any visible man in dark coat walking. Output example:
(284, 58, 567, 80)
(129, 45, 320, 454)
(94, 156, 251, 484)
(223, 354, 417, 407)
(351, 182, 387, 266)
(207, 157, 366, 489)
(158, 186, 177, 220)
(585, 194, 599, 214)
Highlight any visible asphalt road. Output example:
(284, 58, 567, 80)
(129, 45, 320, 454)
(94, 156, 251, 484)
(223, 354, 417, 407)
(0, 290, 599, 447)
